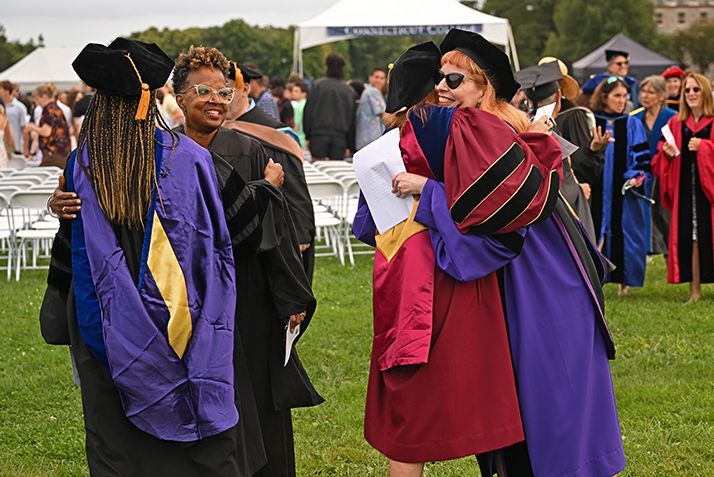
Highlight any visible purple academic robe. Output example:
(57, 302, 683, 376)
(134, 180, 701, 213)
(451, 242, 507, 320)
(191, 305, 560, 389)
(69, 129, 238, 442)
(419, 181, 625, 477)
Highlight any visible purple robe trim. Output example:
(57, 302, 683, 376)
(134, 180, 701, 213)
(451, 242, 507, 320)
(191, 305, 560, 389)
(73, 130, 238, 441)
(414, 182, 625, 476)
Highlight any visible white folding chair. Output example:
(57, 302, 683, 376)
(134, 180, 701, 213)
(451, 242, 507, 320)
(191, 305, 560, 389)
(338, 179, 374, 265)
(8, 191, 58, 281)
(8, 155, 28, 170)
(0, 180, 38, 190)
(307, 180, 346, 265)
(0, 194, 13, 280)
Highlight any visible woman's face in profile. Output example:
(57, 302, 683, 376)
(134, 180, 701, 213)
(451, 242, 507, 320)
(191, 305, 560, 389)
(435, 63, 484, 109)
(604, 85, 628, 115)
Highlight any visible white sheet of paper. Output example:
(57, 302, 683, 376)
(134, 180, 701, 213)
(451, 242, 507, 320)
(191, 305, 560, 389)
(533, 102, 556, 122)
(284, 323, 300, 367)
(661, 124, 681, 157)
(353, 128, 413, 234)
(553, 132, 580, 160)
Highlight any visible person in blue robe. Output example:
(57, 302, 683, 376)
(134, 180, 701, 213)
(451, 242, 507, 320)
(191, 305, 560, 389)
(630, 75, 677, 256)
(582, 49, 640, 111)
(590, 76, 651, 294)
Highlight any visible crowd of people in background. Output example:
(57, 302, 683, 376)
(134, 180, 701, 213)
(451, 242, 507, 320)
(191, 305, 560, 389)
(1, 36, 711, 338)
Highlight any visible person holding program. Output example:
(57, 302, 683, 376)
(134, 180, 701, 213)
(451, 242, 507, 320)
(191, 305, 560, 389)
(652, 72, 714, 303)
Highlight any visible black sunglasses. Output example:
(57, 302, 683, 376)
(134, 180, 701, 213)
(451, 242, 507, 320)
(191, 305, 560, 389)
(685, 87, 700, 93)
(437, 70, 478, 89)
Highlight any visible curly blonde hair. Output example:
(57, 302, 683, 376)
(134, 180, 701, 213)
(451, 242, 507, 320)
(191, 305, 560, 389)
(172, 46, 230, 94)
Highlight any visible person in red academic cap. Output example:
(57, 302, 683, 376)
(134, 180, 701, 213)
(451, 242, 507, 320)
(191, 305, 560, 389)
(662, 66, 685, 111)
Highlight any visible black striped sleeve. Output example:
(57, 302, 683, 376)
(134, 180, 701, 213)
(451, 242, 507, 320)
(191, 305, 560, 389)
(471, 165, 543, 235)
(528, 169, 561, 226)
(211, 152, 262, 252)
(451, 142, 526, 225)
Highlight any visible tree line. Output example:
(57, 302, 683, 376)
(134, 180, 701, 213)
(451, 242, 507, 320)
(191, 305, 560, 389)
(3, 1, 714, 82)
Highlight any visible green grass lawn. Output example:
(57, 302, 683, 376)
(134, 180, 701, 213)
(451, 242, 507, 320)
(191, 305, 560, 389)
(1, 254, 713, 476)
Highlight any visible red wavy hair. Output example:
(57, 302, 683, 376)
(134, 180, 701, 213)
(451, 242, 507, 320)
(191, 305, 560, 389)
(441, 50, 530, 133)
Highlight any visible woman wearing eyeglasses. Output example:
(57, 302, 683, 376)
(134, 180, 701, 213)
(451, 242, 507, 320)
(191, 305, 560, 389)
(631, 76, 677, 258)
(652, 72, 714, 303)
(354, 29, 624, 477)
(590, 76, 651, 295)
(171, 46, 323, 477)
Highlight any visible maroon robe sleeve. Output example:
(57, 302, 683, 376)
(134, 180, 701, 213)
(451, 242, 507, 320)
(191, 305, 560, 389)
(444, 108, 563, 234)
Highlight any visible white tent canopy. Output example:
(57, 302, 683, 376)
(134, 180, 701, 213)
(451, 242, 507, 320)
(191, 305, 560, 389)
(293, 0, 519, 75)
(0, 47, 83, 93)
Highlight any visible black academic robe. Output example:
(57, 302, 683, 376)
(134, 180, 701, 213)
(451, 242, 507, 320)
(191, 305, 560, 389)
(554, 121, 598, 241)
(558, 102, 606, 187)
(225, 106, 316, 282)
(40, 142, 269, 476)
(199, 127, 323, 477)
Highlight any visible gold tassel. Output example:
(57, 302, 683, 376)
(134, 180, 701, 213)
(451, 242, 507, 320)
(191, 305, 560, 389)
(135, 83, 150, 120)
(388, 63, 394, 83)
(123, 52, 151, 120)
(234, 62, 244, 89)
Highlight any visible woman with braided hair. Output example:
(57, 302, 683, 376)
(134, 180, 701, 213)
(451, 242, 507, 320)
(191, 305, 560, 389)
(40, 38, 255, 476)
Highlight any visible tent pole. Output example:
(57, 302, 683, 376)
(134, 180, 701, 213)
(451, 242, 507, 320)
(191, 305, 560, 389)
(299, 45, 304, 77)
(292, 28, 299, 75)
(507, 24, 520, 71)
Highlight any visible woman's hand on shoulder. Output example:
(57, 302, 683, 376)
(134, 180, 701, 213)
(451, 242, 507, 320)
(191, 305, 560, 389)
(50, 175, 82, 219)
(392, 172, 427, 198)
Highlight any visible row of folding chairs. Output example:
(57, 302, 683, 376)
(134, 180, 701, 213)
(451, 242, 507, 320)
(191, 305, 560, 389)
(0, 187, 60, 281)
(1, 167, 62, 195)
(0, 154, 30, 171)
(303, 161, 372, 265)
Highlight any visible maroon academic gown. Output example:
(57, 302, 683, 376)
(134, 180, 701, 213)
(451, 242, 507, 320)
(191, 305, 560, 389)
(357, 107, 562, 463)
(651, 114, 714, 283)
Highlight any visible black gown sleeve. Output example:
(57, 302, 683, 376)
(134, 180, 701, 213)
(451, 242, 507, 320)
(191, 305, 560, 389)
(211, 150, 285, 255)
(270, 150, 315, 245)
(561, 110, 606, 186)
(40, 219, 72, 345)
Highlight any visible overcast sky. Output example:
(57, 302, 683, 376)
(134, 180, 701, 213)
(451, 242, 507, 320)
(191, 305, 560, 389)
(4, 0, 339, 48)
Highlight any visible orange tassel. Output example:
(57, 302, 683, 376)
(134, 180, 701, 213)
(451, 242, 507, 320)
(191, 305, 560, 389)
(124, 52, 152, 120)
(135, 83, 150, 120)
(234, 62, 244, 89)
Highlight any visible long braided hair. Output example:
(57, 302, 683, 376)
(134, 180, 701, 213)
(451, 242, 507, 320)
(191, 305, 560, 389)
(77, 91, 176, 229)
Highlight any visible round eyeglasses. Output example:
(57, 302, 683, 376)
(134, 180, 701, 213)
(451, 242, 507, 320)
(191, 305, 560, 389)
(186, 84, 236, 104)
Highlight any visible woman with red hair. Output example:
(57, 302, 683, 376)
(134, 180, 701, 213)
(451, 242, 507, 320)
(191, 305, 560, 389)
(354, 29, 624, 477)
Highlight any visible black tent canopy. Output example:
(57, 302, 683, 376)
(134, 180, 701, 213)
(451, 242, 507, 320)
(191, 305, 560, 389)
(572, 33, 678, 83)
